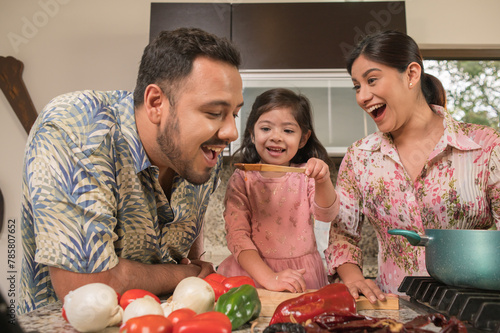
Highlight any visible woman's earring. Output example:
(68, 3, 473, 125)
(409, 82, 413, 88)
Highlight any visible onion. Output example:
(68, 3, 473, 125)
(172, 277, 215, 314)
(160, 299, 185, 317)
(63, 283, 123, 332)
(122, 295, 164, 323)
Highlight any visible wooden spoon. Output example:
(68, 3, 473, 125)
(234, 163, 306, 173)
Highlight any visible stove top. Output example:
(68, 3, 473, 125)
(398, 276, 500, 333)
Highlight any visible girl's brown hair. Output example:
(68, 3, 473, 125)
(234, 88, 333, 169)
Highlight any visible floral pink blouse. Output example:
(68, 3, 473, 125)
(325, 105, 500, 293)
(218, 165, 339, 289)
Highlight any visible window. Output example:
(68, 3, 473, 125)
(422, 49, 500, 131)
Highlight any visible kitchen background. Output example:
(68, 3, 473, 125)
(1, 0, 500, 304)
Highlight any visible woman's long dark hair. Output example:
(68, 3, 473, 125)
(233, 88, 333, 169)
(346, 30, 446, 107)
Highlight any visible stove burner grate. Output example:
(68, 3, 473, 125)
(399, 276, 500, 332)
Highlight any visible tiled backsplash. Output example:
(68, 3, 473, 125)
(203, 159, 379, 278)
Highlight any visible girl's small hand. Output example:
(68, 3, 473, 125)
(270, 268, 307, 293)
(305, 158, 330, 184)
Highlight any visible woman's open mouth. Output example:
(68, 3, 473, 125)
(367, 103, 386, 121)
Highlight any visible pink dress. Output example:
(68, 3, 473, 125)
(325, 105, 500, 294)
(217, 164, 340, 289)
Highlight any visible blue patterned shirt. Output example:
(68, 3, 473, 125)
(18, 90, 222, 314)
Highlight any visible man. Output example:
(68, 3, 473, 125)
(18, 28, 244, 314)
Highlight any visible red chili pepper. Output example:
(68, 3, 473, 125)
(311, 312, 467, 333)
(172, 311, 232, 333)
(269, 283, 356, 325)
(222, 276, 256, 289)
(119, 314, 173, 333)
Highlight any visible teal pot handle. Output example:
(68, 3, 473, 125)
(388, 229, 429, 246)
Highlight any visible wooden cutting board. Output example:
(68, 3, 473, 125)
(257, 288, 399, 317)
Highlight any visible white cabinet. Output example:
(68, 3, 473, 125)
(227, 70, 378, 157)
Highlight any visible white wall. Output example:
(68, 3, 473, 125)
(0, 0, 150, 313)
(1, 0, 499, 311)
(405, 0, 500, 48)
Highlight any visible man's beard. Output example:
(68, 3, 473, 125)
(156, 114, 212, 185)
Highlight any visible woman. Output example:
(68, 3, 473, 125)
(325, 30, 500, 303)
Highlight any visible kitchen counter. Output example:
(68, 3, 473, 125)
(15, 297, 441, 333)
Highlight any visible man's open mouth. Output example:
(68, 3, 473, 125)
(202, 146, 224, 163)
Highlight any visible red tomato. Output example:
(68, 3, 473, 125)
(120, 289, 161, 310)
(116, 291, 121, 304)
(193, 311, 231, 327)
(120, 314, 173, 333)
(222, 276, 256, 289)
(204, 273, 229, 300)
(166, 308, 196, 325)
(203, 279, 228, 301)
(172, 311, 231, 333)
(61, 306, 68, 322)
(204, 273, 226, 284)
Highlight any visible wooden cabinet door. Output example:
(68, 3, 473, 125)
(150, 3, 231, 42)
(150, 2, 406, 69)
(232, 2, 406, 69)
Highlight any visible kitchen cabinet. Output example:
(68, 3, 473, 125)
(150, 3, 231, 41)
(232, 2, 406, 69)
(229, 70, 378, 156)
(150, 2, 406, 69)
(149, 2, 402, 155)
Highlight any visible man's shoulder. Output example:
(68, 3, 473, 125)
(41, 90, 132, 120)
(38, 90, 133, 130)
(32, 90, 135, 154)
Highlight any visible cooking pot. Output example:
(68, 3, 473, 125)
(388, 229, 500, 291)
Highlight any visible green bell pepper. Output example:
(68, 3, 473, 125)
(214, 283, 261, 330)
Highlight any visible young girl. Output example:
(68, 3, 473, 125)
(217, 88, 339, 293)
